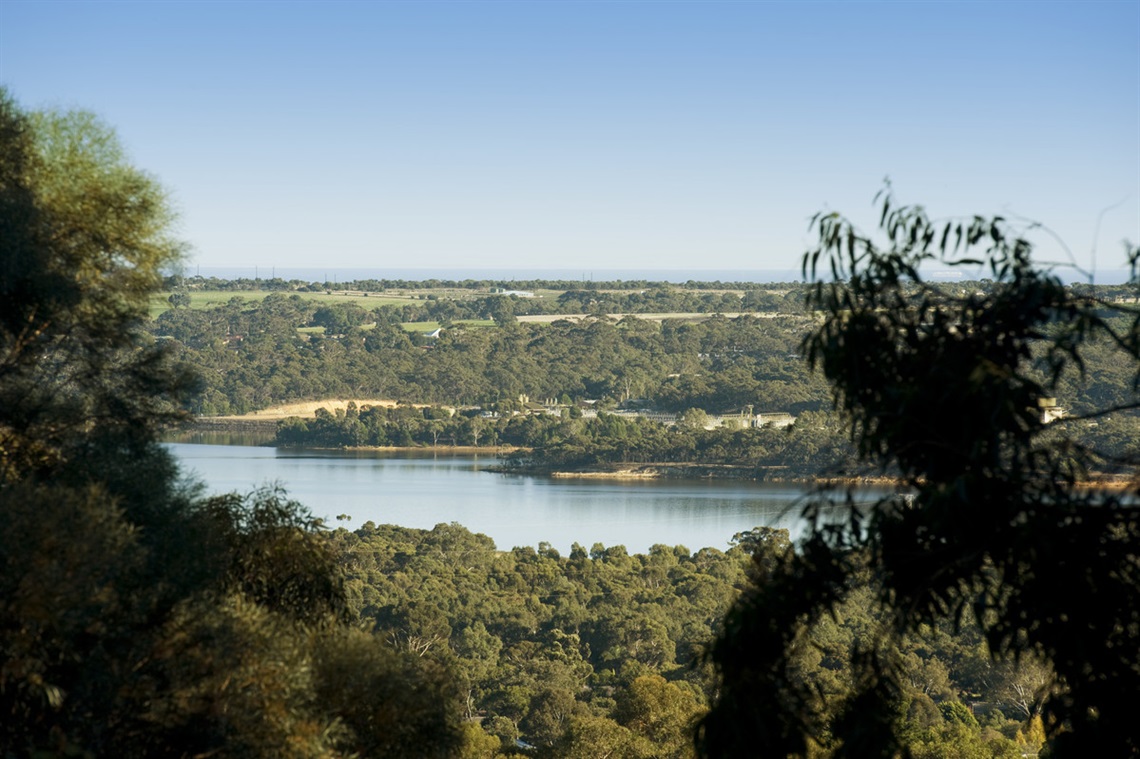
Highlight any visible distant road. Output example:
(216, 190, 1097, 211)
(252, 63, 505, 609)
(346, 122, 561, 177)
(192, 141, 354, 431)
(516, 312, 788, 324)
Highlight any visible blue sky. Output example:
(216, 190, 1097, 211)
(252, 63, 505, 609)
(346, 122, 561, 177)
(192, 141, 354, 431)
(2, 0, 1137, 278)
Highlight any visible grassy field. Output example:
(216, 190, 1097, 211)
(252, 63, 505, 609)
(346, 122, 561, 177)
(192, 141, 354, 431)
(149, 286, 785, 328)
(149, 288, 488, 319)
(149, 287, 780, 325)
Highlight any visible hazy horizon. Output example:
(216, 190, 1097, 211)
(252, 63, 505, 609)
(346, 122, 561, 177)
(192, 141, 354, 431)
(181, 265, 1135, 286)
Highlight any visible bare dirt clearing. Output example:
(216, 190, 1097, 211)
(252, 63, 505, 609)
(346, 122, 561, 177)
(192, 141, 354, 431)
(213, 399, 411, 420)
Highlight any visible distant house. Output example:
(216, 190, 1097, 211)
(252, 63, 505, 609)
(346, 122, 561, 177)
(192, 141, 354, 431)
(426, 328, 443, 339)
(582, 407, 798, 429)
(492, 288, 535, 298)
(709, 408, 797, 430)
(521, 400, 548, 415)
(755, 412, 796, 429)
(1037, 397, 1065, 424)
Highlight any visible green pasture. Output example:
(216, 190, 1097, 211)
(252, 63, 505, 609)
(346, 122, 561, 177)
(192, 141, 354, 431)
(150, 289, 440, 319)
(150, 286, 566, 319)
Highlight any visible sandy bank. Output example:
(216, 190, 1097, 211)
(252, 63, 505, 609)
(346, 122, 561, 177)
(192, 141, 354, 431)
(208, 399, 426, 421)
(550, 469, 659, 479)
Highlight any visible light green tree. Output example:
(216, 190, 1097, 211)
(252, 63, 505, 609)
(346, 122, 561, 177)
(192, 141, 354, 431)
(0, 90, 193, 483)
(678, 407, 710, 430)
(614, 674, 702, 758)
(0, 90, 464, 758)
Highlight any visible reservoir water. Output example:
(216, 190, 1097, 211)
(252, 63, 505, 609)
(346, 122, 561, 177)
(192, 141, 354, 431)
(168, 443, 857, 554)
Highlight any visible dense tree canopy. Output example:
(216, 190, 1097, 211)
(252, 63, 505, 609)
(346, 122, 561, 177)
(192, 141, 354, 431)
(330, 521, 1038, 757)
(699, 193, 1140, 757)
(153, 298, 830, 416)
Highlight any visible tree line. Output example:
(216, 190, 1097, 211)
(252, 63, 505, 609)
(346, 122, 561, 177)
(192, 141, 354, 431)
(167, 272, 810, 297)
(273, 402, 858, 480)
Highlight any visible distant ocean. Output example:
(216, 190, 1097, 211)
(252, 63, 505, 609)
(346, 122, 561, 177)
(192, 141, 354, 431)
(186, 266, 1133, 286)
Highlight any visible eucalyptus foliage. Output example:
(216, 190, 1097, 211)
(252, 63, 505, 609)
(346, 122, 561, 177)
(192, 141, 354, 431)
(700, 192, 1140, 757)
(0, 89, 194, 483)
(0, 90, 462, 758)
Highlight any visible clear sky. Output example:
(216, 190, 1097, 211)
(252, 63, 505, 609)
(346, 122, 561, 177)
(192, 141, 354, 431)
(2, 0, 1138, 277)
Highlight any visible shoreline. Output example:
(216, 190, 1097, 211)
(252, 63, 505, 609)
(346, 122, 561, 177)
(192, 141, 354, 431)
(499, 462, 1137, 491)
(495, 462, 891, 485)
(273, 441, 524, 455)
(180, 420, 1136, 490)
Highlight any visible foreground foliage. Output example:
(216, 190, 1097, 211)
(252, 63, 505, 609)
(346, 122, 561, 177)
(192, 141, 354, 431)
(700, 193, 1140, 757)
(0, 90, 461, 757)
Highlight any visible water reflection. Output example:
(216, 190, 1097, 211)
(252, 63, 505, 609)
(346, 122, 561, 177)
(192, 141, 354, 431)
(164, 429, 276, 447)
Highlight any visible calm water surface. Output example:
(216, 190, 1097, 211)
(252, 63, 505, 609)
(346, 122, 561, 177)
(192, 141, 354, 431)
(169, 443, 856, 554)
